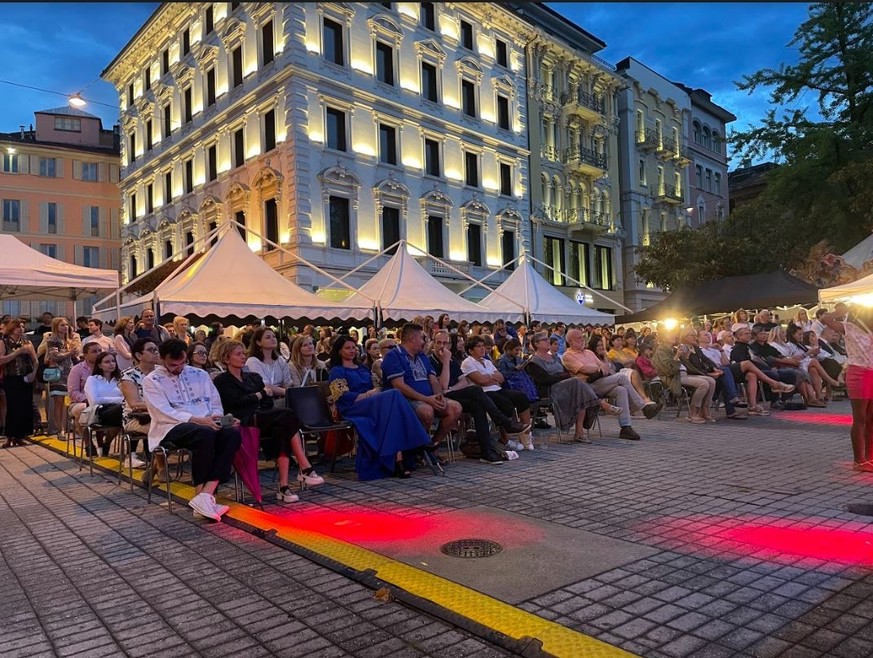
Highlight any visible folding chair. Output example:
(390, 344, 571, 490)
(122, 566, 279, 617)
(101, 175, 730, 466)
(286, 385, 356, 473)
(118, 430, 148, 492)
(146, 442, 192, 514)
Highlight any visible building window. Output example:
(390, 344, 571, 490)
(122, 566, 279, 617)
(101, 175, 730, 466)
(128, 132, 136, 163)
(695, 165, 703, 188)
(1, 153, 17, 173)
(89, 206, 100, 236)
(233, 127, 245, 167)
(46, 203, 57, 234)
(145, 119, 153, 151)
(323, 17, 345, 66)
(182, 27, 191, 56)
(693, 121, 701, 144)
(495, 38, 508, 68)
(375, 41, 395, 86)
(146, 183, 154, 213)
(81, 162, 98, 181)
(235, 210, 246, 240)
(543, 236, 565, 286)
(326, 107, 347, 151)
(714, 172, 722, 195)
(2, 199, 20, 231)
(83, 247, 99, 268)
(184, 158, 194, 193)
(231, 45, 243, 88)
(328, 196, 351, 249)
(466, 223, 482, 267)
(39, 158, 56, 177)
(502, 230, 515, 270)
(496, 94, 510, 130)
(427, 215, 444, 258)
(147, 248, 155, 270)
(55, 117, 81, 132)
(264, 109, 276, 151)
(461, 79, 477, 117)
(421, 61, 438, 102)
(424, 138, 440, 177)
(207, 144, 217, 181)
(264, 198, 278, 250)
(128, 83, 134, 106)
(163, 103, 172, 137)
(261, 20, 274, 65)
(638, 159, 647, 187)
(378, 123, 397, 165)
(594, 245, 613, 290)
(382, 206, 400, 254)
(464, 151, 479, 187)
(206, 68, 216, 106)
(460, 20, 474, 50)
(39, 244, 57, 259)
(569, 241, 589, 286)
(712, 132, 721, 154)
(705, 168, 712, 192)
(129, 193, 136, 221)
(420, 2, 435, 30)
(703, 126, 712, 149)
(499, 162, 512, 196)
(186, 231, 194, 256)
(205, 5, 214, 35)
(164, 239, 173, 259)
(144, 66, 151, 92)
(674, 171, 682, 196)
(184, 87, 193, 123)
(161, 48, 170, 75)
(164, 170, 173, 203)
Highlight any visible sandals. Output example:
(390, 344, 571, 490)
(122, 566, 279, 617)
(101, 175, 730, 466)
(688, 416, 707, 424)
(747, 405, 771, 416)
(853, 460, 873, 473)
(772, 383, 795, 393)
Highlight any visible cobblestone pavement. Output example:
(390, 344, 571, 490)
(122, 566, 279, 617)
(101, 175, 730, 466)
(3, 400, 873, 658)
(0, 445, 512, 658)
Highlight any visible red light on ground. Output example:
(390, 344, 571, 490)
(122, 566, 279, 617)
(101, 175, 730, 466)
(724, 525, 873, 564)
(777, 411, 852, 425)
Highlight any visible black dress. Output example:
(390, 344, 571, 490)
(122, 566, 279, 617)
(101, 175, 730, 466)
(3, 336, 34, 440)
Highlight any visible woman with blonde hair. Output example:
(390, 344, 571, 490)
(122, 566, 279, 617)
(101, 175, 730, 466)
(112, 316, 136, 371)
(43, 316, 82, 436)
(289, 333, 327, 387)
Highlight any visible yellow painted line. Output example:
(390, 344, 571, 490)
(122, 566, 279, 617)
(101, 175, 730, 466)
(29, 434, 634, 658)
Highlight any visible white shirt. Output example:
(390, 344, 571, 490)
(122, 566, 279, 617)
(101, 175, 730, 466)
(701, 346, 725, 366)
(245, 356, 292, 388)
(82, 334, 115, 353)
(143, 364, 224, 451)
(460, 356, 501, 392)
(83, 375, 123, 406)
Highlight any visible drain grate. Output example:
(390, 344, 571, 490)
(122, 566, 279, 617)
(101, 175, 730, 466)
(440, 538, 503, 558)
(846, 503, 873, 517)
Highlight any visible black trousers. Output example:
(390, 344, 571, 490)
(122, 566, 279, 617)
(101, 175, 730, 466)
(486, 388, 530, 418)
(4, 376, 33, 439)
(161, 423, 241, 486)
(253, 407, 300, 461)
(445, 386, 511, 455)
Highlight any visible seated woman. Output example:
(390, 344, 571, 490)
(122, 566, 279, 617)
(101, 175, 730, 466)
(187, 341, 210, 372)
(83, 352, 124, 456)
(652, 331, 716, 424)
(784, 323, 843, 400)
(288, 334, 328, 387)
(768, 325, 830, 406)
(328, 334, 431, 480)
(461, 336, 533, 449)
(214, 340, 324, 502)
(525, 331, 613, 442)
(803, 329, 844, 385)
(494, 338, 539, 404)
(246, 327, 293, 406)
(119, 337, 160, 470)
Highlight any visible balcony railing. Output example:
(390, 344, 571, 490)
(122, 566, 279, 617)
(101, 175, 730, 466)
(563, 145, 607, 171)
(561, 207, 609, 228)
(636, 127, 660, 150)
(414, 256, 469, 276)
(656, 183, 683, 203)
(540, 144, 559, 161)
(562, 89, 605, 115)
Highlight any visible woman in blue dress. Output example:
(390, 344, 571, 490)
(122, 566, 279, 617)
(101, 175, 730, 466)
(328, 335, 431, 480)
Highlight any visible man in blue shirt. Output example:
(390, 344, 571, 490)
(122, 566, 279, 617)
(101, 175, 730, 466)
(381, 322, 462, 458)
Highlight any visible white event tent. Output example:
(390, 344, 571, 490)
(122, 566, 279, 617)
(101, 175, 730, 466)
(819, 271, 873, 305)
(94, 226, 372, 322)
(343, 246, 520, 323)
(479, 259, 615, 325)
(841, 232, 873, 270)
(0, 234, 118, 304)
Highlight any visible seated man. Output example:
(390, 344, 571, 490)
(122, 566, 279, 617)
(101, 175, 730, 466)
(142, 338, 241, 521)
(653, 330, 716, 424)
(730, 325, 796, 414)
(681, 328, 747, 420)
(67, 341, 103, 434)
(381, 323, 462, 460)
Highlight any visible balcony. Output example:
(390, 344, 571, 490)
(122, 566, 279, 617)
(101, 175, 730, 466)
(672, 145, 691, 166)
(561, 207, 609, 234)
(636, 127, 659, 151)
(562, 89, 605, 121)
(656, 183, 683, 205)
(414, 256, 469, 277)
(657, 136, 676, 160)
(563, 145, 607, 177)
(540, 144, 559, 162)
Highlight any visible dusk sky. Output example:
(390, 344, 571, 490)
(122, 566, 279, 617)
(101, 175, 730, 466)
(0, 2, 812, 167)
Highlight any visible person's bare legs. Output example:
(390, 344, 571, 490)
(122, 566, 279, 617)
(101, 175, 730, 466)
(808, 367, 825, 401)
(432, 399, 462, 446)
(850, 399, 873, 465)
(628, 369, 653, 404)
(51, 395, 66, 437)
(574, 408, 586, 438)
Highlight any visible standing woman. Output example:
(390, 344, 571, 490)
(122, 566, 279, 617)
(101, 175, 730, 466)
(214, 340, 324, 502)
(0, 319, 37, 447)
(112, 316, 136, 372)
(822, 306, 873, 472)
(288, 334, 328, 387)
(45, 316, 81, 437)
(437, 313, 452, 333)
(328, 335, 431, 480)
(246, 327, 293, 405)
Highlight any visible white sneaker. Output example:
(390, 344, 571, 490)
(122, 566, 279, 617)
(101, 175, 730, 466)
(297, 470, 325, 488)
(188, 493, 221, 521)
(207, 494, 230, 517)
(277, 486, 299, 503)
(505, 439, 524, 451)
(520, 434, 534, 451)
(504, 450, 520, 461)
(128, 454, 147, 469)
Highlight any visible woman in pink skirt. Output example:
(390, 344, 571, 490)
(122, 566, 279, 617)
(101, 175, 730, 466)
(823, 304, 873, 472)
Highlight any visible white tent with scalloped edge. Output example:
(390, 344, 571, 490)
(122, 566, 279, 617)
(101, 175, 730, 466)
(479, 259, 614, 325)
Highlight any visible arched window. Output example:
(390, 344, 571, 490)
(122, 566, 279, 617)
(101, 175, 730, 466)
(692, 121, 701, 144)
(702, 126, 711, 150)
(711, 131, 721, 153)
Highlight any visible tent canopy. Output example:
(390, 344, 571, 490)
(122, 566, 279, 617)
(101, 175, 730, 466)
(344, 246, 519, 323)
(129, 227, 372, 323)
(619, 271, 820, 324)
(819, 270, 873, 304)
(841, 232, 873, 270)
(480, 259, 614, 325)
(0, 235, 118, 301)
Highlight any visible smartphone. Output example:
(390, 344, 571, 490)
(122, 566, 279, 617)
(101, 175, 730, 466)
(217, 414, 235, 427)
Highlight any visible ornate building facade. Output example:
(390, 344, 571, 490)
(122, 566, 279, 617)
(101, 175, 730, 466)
(102, 2, 532, 294)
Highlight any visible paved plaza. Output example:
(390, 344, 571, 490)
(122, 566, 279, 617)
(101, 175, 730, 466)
(3, 400, 873, 657)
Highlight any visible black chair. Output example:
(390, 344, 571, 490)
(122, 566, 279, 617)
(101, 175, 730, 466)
(286, 385, 356, 473)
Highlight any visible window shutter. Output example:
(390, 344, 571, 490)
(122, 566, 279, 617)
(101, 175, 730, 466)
(73, 160, 82, 180)
(82, 205, 89, 236)
(57, 204, 65, 235)
(100, 207, 108, 238)
(98, 162, 107, 182)
(55, 158, 64, 178)
(109, 164, 118, 183)
(99, 246, 107, 269)
(20, 200, 28, 229)
(29, 155, 38, 174)
(56, 244, 65, 261)
(39, 202, 48, 233)
(74, 245, 83, 266)
(18, 154, 29, 174)
(109, 208, 118, 238)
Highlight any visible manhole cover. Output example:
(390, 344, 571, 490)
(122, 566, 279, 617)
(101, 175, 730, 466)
(440, 539, 503, 558)
(846, 503, 873, 517)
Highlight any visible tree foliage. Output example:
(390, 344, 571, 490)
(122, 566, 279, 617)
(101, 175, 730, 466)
(634, 3, 873, 291)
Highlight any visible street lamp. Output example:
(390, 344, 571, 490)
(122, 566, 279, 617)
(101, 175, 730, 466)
(68, 93, 87, 108)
